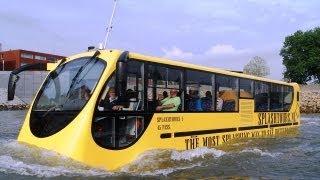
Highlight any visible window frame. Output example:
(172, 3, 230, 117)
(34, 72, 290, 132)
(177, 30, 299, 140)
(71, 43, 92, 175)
(185, 69, 215, 112)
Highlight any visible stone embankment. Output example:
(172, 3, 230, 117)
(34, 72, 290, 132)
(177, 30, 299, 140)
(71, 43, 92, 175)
(0, 85, 319, 113)
(300, 85, 320, 113)
(0, 88, 29, 111)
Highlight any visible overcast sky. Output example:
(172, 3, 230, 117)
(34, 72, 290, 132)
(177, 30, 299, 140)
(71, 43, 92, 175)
(1, 0, 319, 80)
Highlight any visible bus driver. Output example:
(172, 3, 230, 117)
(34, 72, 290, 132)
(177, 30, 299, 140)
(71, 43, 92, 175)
(156, 89, 181, 111)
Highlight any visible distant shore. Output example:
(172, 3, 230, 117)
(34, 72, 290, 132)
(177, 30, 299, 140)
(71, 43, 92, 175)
(1, 85, 319, 113)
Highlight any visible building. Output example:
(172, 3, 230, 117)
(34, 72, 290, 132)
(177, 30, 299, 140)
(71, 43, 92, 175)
(0, 49, 65, 71)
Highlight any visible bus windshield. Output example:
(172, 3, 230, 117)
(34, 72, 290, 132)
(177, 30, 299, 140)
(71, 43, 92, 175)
(33, 57, 106, 111)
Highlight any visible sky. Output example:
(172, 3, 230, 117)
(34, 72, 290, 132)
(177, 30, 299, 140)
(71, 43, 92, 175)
(1, 0, 320, 80)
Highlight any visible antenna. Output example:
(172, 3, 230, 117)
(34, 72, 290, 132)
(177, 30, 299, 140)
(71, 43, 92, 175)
(103, 0, 119, 49)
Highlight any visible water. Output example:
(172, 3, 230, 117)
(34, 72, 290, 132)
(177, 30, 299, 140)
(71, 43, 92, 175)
(0, 111, 319, 179)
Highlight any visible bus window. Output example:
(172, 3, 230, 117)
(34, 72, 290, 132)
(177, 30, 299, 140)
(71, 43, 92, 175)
(92, 116, 115, 147)
(270, 84, 283, 111)
(31, 57, 106, 138)
(98, 61, 144, 111)
(118, 116, 144, 147)
(215, 75, 238, 112)
(283, 86, 293, 111)
(97, 73, 118, 111)
(147, 65, 182, 111)
(239, 79, 254, 98)
(185, 70, 213, 111)
(122, 60, 144, 111)
(92, 115, 144, 148)
(255, 82, 269, 111)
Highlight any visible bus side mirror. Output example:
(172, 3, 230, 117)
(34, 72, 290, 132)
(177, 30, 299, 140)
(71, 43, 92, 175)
(7, 63, 43, 101)
(7, 74, 20, 101)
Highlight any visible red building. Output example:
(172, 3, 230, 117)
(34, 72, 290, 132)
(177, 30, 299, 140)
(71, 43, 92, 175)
(0, 49, 65, 71)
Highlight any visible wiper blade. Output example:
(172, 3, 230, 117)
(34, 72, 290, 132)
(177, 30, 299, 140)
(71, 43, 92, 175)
(90, 50, 101, 60)
(66, 51, 100, 97)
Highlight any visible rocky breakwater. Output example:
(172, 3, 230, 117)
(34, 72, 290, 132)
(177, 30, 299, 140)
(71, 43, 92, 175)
(0, 88, 29, 111)
(300, 85, 320, 113)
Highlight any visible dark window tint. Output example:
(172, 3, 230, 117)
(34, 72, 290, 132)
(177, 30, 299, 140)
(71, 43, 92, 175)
(270, 84, 283, 111)
(240, 79, 253, 98)
(255, 82, 269, 111)
(92, 115, 145, 148)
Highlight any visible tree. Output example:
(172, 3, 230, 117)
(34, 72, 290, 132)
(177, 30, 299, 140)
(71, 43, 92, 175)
(280, 27, 320, 84)
(243, 56, 270, 77)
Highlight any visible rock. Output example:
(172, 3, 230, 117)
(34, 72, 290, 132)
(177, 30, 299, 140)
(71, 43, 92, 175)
(0, 88, 29, 111)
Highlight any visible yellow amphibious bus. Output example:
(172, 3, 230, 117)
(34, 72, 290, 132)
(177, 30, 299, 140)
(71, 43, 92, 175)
(8, 49, 300, 171)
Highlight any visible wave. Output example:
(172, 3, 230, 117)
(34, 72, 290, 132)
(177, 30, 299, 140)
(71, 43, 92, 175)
(0, 140, 227, 177)
(239, 148, 282, 158)
(121, 147, 225, 176)
(0, 140, 286, 177)
(0, 155, 112, 178)
(303, 121, 320, 126)
(0, 140, 112, 178)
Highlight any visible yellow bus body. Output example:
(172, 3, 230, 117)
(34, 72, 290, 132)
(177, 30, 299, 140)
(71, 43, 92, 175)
(17, 49, 300, 171)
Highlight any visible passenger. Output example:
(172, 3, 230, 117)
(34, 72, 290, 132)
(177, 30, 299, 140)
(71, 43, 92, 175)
(201, 91, 212, 111)
(157, 91, 168, 106)
(156, 88, 181, 111)
(123, 89, 141, 110)
(216, 91, 224, 111)
(186, 89, 202, 111)
(80, 85, 91, 100)
(123, 89, 135, 108)
(84, 89, 91, 100)
(99, 87, 123, 110)
(162, 91, 168, 99)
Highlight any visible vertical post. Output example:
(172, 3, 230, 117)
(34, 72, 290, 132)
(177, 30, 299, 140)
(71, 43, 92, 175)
(103, 0, 119, 49)
(2, 60, 4, 71)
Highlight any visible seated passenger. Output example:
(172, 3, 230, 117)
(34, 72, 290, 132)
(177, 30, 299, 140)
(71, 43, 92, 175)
(216, 91, 224, 111)
(163, 91, 168, 99)
(80, 85, 91, 100)
(84, 89, 91, 100)
(122, 89, 141, 111)
(156, 89, 181, 111)
(186, 89, 202, 111)
(99, 87, 123, 110)
(201, 91, 212, 111)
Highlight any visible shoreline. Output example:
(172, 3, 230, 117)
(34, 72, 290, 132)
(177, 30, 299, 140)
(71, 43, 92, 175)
(1, 85, 319, 113)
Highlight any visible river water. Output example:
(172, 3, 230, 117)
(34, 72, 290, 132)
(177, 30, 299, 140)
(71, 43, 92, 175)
(0, 111, 319, 179)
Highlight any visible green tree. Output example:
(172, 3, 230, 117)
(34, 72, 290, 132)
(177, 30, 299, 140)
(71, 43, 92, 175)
(280, 27, 320, 84)
(243, 56, 270, 77)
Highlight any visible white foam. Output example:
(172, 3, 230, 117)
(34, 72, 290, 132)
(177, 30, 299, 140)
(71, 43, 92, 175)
(304, 121, 320, 126)
(240, 148, 282, 158)
(171, 147, 225, 161)
(121, 147, 225, 176)
(0, 155, 113, 178)
(138, 163, 202, 176)
(0, 140, 114, 178)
